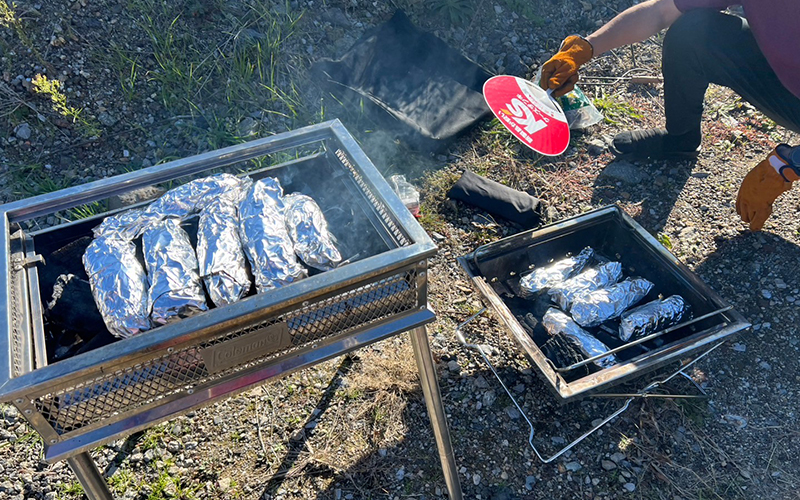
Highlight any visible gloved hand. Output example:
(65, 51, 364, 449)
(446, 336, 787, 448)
(736, 144, 800, 231)
(539, 35, 593, 98)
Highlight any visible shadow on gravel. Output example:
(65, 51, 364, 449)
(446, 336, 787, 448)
(590, 157, 697, 229)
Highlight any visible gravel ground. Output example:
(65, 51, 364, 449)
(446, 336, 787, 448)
(2, 1, 800, 499)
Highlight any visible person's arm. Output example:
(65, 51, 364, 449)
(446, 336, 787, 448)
(540, 0, 684, 95)
(586, 0, 683, 56)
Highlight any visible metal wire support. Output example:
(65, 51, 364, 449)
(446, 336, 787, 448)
(455, 308, 725, 464)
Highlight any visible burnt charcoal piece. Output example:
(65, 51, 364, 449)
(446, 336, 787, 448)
(542, 332, 590, 380)
(46, 274, 106, 342)
(38, 236, 94, 300)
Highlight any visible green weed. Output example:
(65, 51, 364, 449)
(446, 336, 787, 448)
(500, 0, 545, 25)
(108, 469, 137, 494)
(593, 94, 644, 125)
(31, 75, 101, 137)
(430, 0, 473, 26)
(657, 232, 672, 250)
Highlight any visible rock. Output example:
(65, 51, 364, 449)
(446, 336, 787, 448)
(447, 360, 461, 373)
(722, 414, 747, 429)
(759, 361, 771, 370)
(599, 160, 645, 184)
(98, 112, 118, 127)
(565, 461, 582, 472)
(237, 117, 259, 137)
(473, 474, 481, 485)
(218, 477, 231, 492)
(601, 460, 617, 471)
(14, 123, 31, 140)
(587, 139, 606, 155)
(396, 467, 405, 481)
(761, 289, 772, 299)
(609, 452, 625, 463)
(525, 475, 537, 490)
(623, 482, 636, 492)
(732, 343, 746, 352)
(504, 406, 520, 420)
(108, 185, 166, 210)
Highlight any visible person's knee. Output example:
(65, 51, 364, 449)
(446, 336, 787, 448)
(663, 9, 722, 60)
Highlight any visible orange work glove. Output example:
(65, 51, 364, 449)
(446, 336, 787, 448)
(735, 145, 800, 231)
(539, 35, 594, 98)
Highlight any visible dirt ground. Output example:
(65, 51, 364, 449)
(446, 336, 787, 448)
(1, 1, 800, 499)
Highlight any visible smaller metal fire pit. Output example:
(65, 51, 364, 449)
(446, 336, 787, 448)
(456, 206, 750, 461)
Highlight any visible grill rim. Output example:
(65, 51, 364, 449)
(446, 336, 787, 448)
(0, 119, 437, 403)
(458, 205, 751, 401)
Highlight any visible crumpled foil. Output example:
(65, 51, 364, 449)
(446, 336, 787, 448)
(145, 173, 245, 220)
(619, 295, 686, 341)
(549, 261, 623, 310)
(143, 218, 208, 325)
(92, 174, 247, 240)
(570, 277, 654, 327)
(284, 193, 342, 271)
(93, 208, 162, 241)
(197, 192, 252, 307)
(82, 235, 151, 338)
(542, 308, 617, 368)
(519, 247, 594, 297)
(239, 178, 307, 292)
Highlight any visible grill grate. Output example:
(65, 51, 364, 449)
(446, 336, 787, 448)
(34, 269, 418, 435)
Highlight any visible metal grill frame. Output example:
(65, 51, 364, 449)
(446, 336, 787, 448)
(0, 120, 438, 462)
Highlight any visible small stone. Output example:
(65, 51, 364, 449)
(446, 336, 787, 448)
(609, 452, 625, 463)
(473, 474, 481, 485)
(587, 139, 606, 155)
(505, 406, 520, 420)
(565, 461, 582, 472)
(14, 122, 31, 140)
(525, 475, 536, 490)
(601, 460, 617, 471)
(98, 112, 117, 127)
(167, 441, 181, 453)
(623, 482, 636, 492)
(599, 160, 645, 184)
(237, 117, 259, 137)
(740, 469, 751, 480)
(218, 477, 231, 492)
(759, 361, 771, 370)
(761, 289, 772, 299)
(723, 414, 747, 429)
(447, 360, 461, 373)
(551, 436, 566, 445)
(732, 343, 746, 353)
(123, 149, 130, 158)
(396, 467, 405, 481)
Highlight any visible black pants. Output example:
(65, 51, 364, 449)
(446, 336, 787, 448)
(662, 9, 800, 146)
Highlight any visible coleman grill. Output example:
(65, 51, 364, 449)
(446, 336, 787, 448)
(0, 120, 463, 499)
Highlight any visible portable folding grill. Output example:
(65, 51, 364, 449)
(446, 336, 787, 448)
(0, 120, 462, 499)
(456, 206, 750, 460)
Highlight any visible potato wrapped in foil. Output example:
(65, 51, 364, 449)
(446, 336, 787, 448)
(519, 247, 593, 297)
(145, 173, 245, 220)
(570, 278, 654, 327)
(197, 195, 252, 307)
(284, 193, 342, 271)
(239, 178, 307, 292)
(619, 295, 687, 341)
(548, 261, 623, 310)
(93, 208, 162, 241)
(82, 235, 151, 338)
(542, 308, 617, 368)
(143, 218, 208, 325)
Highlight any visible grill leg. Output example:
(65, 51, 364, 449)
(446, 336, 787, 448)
(66, 452, 113, 500)
(409, 326, 463, 500)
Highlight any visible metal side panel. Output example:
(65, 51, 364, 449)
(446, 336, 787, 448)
(41, 308, 436, 463)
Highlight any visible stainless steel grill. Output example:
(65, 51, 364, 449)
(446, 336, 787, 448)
(0, 120, 462, 499)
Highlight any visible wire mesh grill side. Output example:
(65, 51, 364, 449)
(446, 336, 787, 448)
(33, 269, 419, 436)
(334, 149, 410, 247)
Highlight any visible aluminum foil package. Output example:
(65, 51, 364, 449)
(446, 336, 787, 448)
(145, 173, 246, 220)
(570, 278, 654, 327)
(619, 295, 687, 341)
(197, 196, 252, 307)
(542, 308, 617, 368)
(82, 235, 151, 338)
(93, 208, 162, 241)
(143, 219, 208, 325)
(548, 261, 623, 310)
(519, 247, 594, 297)
(239, 178, 307, 292)
(284, 193, 342, 271)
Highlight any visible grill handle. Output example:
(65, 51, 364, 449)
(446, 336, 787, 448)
(454, 308, 725, 464)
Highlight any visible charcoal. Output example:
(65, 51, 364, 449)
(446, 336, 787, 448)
(45, 274, 106, 342)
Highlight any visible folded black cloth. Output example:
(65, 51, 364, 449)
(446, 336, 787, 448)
(311, 10, 493, 151)
(447, 170, 544, 228)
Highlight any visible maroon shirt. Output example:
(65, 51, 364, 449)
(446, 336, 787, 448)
(673, 0, 800, 99)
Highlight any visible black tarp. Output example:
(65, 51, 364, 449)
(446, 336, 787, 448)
(311, 11, 493, 151)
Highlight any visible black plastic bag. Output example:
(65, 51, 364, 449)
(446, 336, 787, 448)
(311, 11, 493, 151)
(447, 170, 544, 228)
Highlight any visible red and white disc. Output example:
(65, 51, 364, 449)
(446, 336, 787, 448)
(483, 75, 570, 156)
